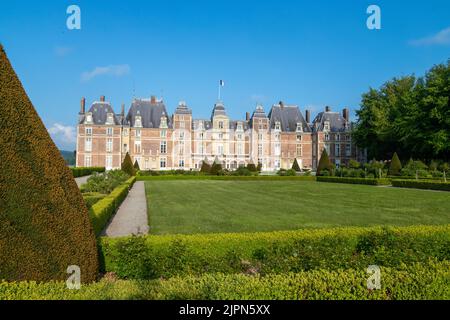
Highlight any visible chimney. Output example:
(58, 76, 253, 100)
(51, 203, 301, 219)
(246, 112, 250, 121)
(325, 106, 331, 112)
(100, 95, 105, 102)
(279, 101, 284, 109)
(150, 96, 157, 104)
(121, 104, 125, 116)
(80, 97, 86, 114)
(343, 108, 350, 121)
(305, 109, 310, 124)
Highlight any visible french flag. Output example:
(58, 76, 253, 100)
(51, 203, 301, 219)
(219, 80, 225, 87)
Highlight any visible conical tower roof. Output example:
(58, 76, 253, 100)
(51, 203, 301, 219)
(0, 45, 98, 282)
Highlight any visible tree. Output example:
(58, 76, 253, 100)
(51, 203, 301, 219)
(317, 149, 331, 176)
(388, 152, 402, 176)
(291, 158, 301, 172)
(121, 152, 135, 176)
(210, 157, 223, 175)
(133, 159, 140, 171)
(246, 161, 257, 172)
(200, 159, 211, 173)
(0, 45, 98, 282)
(349, 159, 361, 169)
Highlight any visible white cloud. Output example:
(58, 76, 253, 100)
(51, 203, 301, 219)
(409, 26, 450, 46)
(54, 46, 73, 57)
(48, 123, 76, 150)
(81, 64, 131, 82)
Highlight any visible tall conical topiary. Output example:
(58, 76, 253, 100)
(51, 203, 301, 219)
(292, 158, 301, 172)
(0, 45, 98, 282)
(200, 158, 211, 173)
(317, 149, 331, 176)
(121, 152, 135, 176)
(389, 152, 402, 176)
(210, 157, 223, 175)
(133, 159, 140, 172)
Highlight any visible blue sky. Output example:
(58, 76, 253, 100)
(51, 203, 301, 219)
(1, 0, 449, 150)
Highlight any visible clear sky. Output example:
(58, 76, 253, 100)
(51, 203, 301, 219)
(1, 0, 449, 150)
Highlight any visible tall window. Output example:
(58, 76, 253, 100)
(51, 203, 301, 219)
(258, 133, 263, 140)
(85, 137, 92, 152)
(237, 143, 243, 155)
(335, 144, 340, 157)
(346, 144, 351, 157)
(85, 127, 92, 135)
(179, 141, 184, 155)
(325, 134, 330, 141)
(106, 155, 112, 169)
(106, 138, 113, 152)
(123, 143, 128, 153)
(296, 134, 302, 142)
(160, 141, 167, 154)
(258, 143, 263, 156)
(84, 155, 91, 167)
(296, 144, 302, 157)
(180, 121, 185, 129)
(179, 131, 185, 139)
(160, 129, 167, 138)
(179, 159, 185, 168)
(135, 141, 141, 153)
(160, 158, 166, 168)
(217, 145, 224, 155)
(145, 158, 149, 170)
(275, 143, 281, 156)
(135, 129, 141, 138)
(218, 121, 224, 129)
(198, 143, 204, 155)
(107, 127, 113, 136)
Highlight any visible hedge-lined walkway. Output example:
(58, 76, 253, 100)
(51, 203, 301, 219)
(102, 181, 149, 237)
(75, 175, 91, 187)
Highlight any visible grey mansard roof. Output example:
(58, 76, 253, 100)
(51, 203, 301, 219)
(268, 104, 311, 132)
(79, 102, 121, 125)
(211, 101, 227, 119)
(126, 99, 172, 128)
(312, 110, 350, 132)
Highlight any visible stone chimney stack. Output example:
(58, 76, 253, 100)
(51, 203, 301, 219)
(150, 96, 157, 104)
(121, 103, 125, 116)
(279, 101, 284, 109)
(100, 95, 105, 102)
(246, 112, 250, 121)
(343, 108, 350, 121)
(80, 97, 86, 114)
(305, 109, 311, 124)
(325, 106, 331, 112)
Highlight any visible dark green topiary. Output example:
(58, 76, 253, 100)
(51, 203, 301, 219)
(200, 159, 211, 173)
(210, 157, 223, 175)
(133, 159, 140, 171)
(292, 159, 301, 172)
(317, 149, 331, 176)
(247, 161, 257, 172)
(0, 45, 98, 282)
(121, 152, 135, 176)
(389, 152, 402, 176)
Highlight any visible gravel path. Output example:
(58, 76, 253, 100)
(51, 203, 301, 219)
(102, 181, 149, 237)
(75, 175, 91, 187)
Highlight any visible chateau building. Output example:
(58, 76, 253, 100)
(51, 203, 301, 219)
(76, 96, 365, 171)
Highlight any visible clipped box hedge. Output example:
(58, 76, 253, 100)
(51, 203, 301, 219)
(99, 225, 450, 280)
(1, 260, 449, 300)
(71, 167, 105, 178)
(137, 175, 316, 181)
(317, 176, 391, 185)
(89, 177, 136, 236)
(391, 179, 450, 192)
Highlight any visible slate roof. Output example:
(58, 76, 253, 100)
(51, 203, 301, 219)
(312, 110, 350, 132)
(211, 101, 227, 119)
(125, 99, 172, 128)
(80, 102, 121, 125)
(268, 104, 311, 132)
(251, 104, 267, 120)
(174, 101, 192, 115)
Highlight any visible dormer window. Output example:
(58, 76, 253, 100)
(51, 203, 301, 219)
(218, 121, 224, 129)
(85, 113, 93, 124)
(237, 122, 243, 131)
(198, 121, 203, 130)
(275, 121, 281, 131)
(324, 121, 330, 131)
(135, 115, 142, 128)
(106, 113, 114, 125)
(160, 116, 168, 128)
(296, 122, 303, 132)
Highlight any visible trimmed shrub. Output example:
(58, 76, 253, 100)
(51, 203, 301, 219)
(82, 193, 106, 209)
(200, 161, 211, 173)
(246, 163, 257, 172)
(136, 175, 316, 181)
(317, 149, 331, 176)
(0, 45, 98, 282)
(99, 225, 450, 279)
(316, 176, 391, 186)
(391, 179, 450, 192)
(291, 159, 301, 172)
(71, 167, 105, 178)
(389, 152, 402, 176)
(121, 153, 135, 176)
(278, 169, 296, 176)
(210, 160, 223, 175)
(133, 160, 140, 171)
(89, 177, 136, 236)
(1, 260, 449, 300)
(82, 170, 130, 194)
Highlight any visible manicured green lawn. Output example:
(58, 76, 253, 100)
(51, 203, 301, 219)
(145, 180, 450, 235)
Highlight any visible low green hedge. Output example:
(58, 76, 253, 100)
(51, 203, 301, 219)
(82, 192, 106, 209)
(71, 167, 105, 178)
(1, 260, 449, 300)
(99, 225, 450, 279)
(391, 179, 450, 191)
(89, 177, 136, 236)
(137, 175, 316, 181)
(317, 176, 391, 185)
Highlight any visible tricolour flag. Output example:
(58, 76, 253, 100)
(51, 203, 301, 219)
(219, 80, 225, 87)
